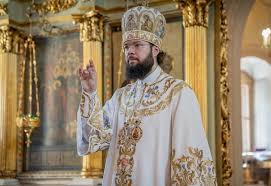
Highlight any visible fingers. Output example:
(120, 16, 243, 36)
(87, 60, 95, 71)
(78, 65, 83, 76)
(87, 60, 96, 75)
(78, 59, 96, 80)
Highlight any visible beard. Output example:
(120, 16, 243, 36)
(125, 51, 154, 80)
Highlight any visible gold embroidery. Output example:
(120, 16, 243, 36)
(134, 82, 186, 117)
(114, 74, 188, 184)
(141, 14, 153, 32)
(126, 14, 137, 31)
(123, 30, 162, 48)
(119, 73, 188, 117)
(115, 118, 142, 185)
(141, 78, 176, 107)
(171, 147, 217, 186)
(80, 93, 112, 152)
(122, 6, 166, 49)
(80, 92, 93, 118)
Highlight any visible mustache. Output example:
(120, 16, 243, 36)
(127, 58, 139, 64)
(128, 56, 139, 60)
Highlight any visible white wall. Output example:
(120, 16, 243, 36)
(254, 78, 271, 150)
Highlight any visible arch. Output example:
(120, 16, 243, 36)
(241, 56, 271, 80)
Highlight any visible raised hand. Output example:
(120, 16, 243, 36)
(79, 60, 97, 93)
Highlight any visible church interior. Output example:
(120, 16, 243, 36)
(0, 0, 271, 185)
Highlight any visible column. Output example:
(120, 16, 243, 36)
(0, 26, 21, 180)
(73, 10, 104, 178)
(178, 0, 210, 133)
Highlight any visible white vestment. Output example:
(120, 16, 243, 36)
(77, 66, 217, 186)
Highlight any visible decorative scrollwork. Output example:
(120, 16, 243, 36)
(220, 0, 232, 185)
(176, 0, 212, 28)
(27, 0, 77, 36)
(132, 0, 150, 6)
(0, 2, 7, 16)
(0, 26, 23, 54)
(73, 11, 104, 42)
(32, 0, 78, 15)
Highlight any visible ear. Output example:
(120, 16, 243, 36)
(152, 45, 160, 57)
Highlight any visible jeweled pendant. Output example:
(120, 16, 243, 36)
(131, 126, 142, 141)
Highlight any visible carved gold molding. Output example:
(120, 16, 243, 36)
(130, 0, 150, 6)
(176, 0, 211, 28)
(73, 10, 104, 42)
(219, 0, 232, 185)
(0, 26, 23, 53)
(0, 170, 17, 178)
(32, 0, 77, 15)
(0, 3, 8, 16)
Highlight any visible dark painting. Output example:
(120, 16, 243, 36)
(28, 32, 82, 170)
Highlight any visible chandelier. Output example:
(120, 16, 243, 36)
(262, 27, 271, 48)
(16, 1, 40, 148)
(17, 36, 40, 148)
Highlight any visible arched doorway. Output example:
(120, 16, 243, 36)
(239, 0, 271, 184)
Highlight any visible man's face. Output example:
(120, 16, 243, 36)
(124, 40, 154, 80)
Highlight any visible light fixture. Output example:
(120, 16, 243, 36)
(17, 0, 40, 148)
(262, 27, 271, 48)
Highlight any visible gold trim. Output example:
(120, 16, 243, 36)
(171, 147, 217, 185)
(177, 0, 212, 28)
(0, 15, 75, 28)
(123, 30, 162, 49)
(78, 1, 176, 13)
(131, 0, 150, 6)
(219, 0, 232, 184)
(73, 10, 104, 42)
(0, 2, 7, 16)
(32, 0, 78, 15)
(0, 170, 17, 178)
(103, 23, 113, 101)
(0, 26, 22, 54)
(115, 118, 142, 185)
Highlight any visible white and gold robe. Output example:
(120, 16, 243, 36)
(77, 66, 217, 186)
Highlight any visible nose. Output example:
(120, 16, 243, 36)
(126, 45, 135, 55)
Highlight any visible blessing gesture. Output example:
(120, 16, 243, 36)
(78, 60, 97, 93)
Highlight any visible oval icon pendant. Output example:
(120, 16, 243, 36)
(131, 126, 142, 141)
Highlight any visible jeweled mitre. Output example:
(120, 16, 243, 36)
(121, 6, 166, 49)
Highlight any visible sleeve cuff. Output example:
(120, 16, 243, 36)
(82, 90, 97, 97)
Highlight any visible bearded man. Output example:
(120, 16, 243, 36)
(77, 6, 217, 186)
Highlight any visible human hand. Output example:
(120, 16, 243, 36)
(78, 60, 97, 93)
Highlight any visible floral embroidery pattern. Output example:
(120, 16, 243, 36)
(80, 92, 112, 152)
(115, 74, 189, 185)
(87, 99, 112, 152)
(141, 77, 177, 106)
(80, 91, 95, 118)
(171, 147, 217, 186)
(119, 72, 188, 117)
(134, 82, 187, 117)
(115, 118, 143, 186)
